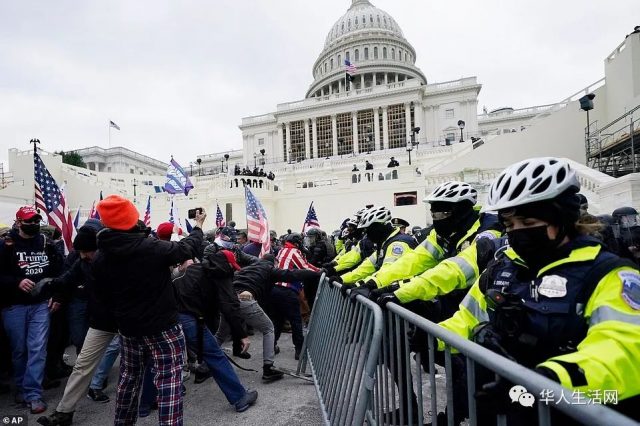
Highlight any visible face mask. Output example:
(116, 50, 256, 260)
(507, 225, 559, 267)
(214, 237, 234, 250)
(366, 223, 389, 244)
(304, 237, 313, 248)
(20, 223, 40, 236)
(433, 217, 457, 237)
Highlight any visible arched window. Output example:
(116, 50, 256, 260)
(338, 54, 341, 65)
(324, 62, 327, 73)
(364, 47, 369, 60)
(377, 15, 380, 25)
(355, 16, 358, 26)
(355, 49, 359, 61)
(345, 51, 350, 61)
(383, 47, 387, 59)
(370, 14, 373, 23)
(374, 46, 378, 59)
(330, 58, 334, 69)
(348, 19, 351, 29)
(341, 22, 344, 32)
(391, 48, 395, 60)
(398, 48, 402, 59)
(405, 53, 408, 62)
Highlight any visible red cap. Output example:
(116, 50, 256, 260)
(220, 249, 241, 271)
(16, 206, 42, 222)
(156, 222, 174, 240)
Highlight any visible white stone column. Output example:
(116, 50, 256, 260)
(311, 117, 318, 159)
(352, 112, 359, 155)
(405, 103, 412, 143)
(433, 106, 441, 145)
(382, 107, 389, 150)
(304, 119, 311, 160)
(395, 74, 399, 83)
(384, 73, 388, 85)
(373, 108, 381, 151)
(331, 115, 338, 156)
(339, 78, 344, 93)
(414, 104, 425, 146)
(285, 122, 291, 162)
(360, 74, 364, 89)
(277, 125, 284, 162)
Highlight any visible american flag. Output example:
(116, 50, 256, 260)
(143, 195, 151, 227)
(245, 186, 271, 257)
(88, 191, 103, 219)
(216, 203, 225, 227)
(34, 152, 73, 253)
(302, 202, 320, 233)
(345, 59, 357, 75)
(109, 120, 120, 131)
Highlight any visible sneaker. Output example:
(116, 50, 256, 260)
(233, 349, 251, 359)
(87, 388, 110, 403)
(29, 399, 48, 415)
(234, 389, 258, 412)
(194, 370, 211, 384)
(138, 405, 151, 418)
(262, 365, 284, 383)
(37, 410, 74, 426)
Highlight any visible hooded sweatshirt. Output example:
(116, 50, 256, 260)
(94, 227, 203, 337)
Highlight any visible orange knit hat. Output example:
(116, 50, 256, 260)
(96, 195, 139, 231)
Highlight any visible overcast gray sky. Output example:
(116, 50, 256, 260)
(1, 0, 638, 170)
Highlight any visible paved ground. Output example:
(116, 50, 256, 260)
(0, 333, 323, 425)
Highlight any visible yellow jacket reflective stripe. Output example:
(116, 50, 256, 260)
(370, 217, 491, 288)
(342, 230, 414, 284)
(437, 282, 488, 351)
(394, 240, 480, 304)
(538, 266, 640, 400)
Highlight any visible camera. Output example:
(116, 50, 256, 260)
(188, 208, 202, 219)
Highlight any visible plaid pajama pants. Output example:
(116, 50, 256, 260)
(114, 324, 185, 426)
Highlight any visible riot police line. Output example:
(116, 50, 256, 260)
(299, 157, 640, 425)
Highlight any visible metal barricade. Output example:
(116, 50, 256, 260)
(365, 301, 638, 426)
(297, 277, 383, 425)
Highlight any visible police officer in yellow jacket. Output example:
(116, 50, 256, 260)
(332, 208, 417, 288)
(325, 209, 376, 274)
(439, 157, 640, 422)
(365, 181, 502, 293)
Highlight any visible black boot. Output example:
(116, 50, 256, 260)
(37, 411, 74, 426)
(233, 341, 251, 359)
(262, 364, 284, 383)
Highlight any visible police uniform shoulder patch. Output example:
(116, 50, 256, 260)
(475, 231, 498, 241)
(619, 270, 640, 310)
(391, 244, 404, 256)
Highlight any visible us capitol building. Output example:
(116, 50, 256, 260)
(2, 0, 639, 233)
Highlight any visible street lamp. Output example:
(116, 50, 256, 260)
(196, 158, 202, 176)
(259, 149, 265, 166)
(253, 153, 257, 168)
(457, 120, 465, 143)
(224, 153, 229, 172)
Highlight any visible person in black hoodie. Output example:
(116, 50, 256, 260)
(216, 253, 322, 381)
(38, 220, 122, 426)
(92, 195, 204, 426)
(0, 206, 64, 414)
(172, 243, 258, 412)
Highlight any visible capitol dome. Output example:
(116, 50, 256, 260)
(306, 0, 427, 98)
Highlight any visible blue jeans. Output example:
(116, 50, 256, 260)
(1, 302, 50, 402)
(67, 298, 89, 353)
(178, 313, 246, 404)
(89, 335, 120, 390)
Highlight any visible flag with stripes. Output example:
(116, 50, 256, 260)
(184, 218, 193, 233)
(88, 191, 103, 219)
(302, 202, 320, 233)
(143, 195, 151, 227)
(216, 203, 225, 228)
(34, 152, 74, 253)
(164, 158, 194, 195)
(109, 120, 120, 131)
(345, 59, 357, 75)
(245, 186, 271, 257)
(73, 206, 81, 231)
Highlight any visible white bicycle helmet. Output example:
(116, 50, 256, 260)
(354, 207, 369, 221)
(483, 157, 580, 212)
(358, 206, 392, 229)
(424, 181, 478, 205)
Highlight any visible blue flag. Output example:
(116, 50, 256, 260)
(184, 219, 193, 233)
(164, 158, 194, 195)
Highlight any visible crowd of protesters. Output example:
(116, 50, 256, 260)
(0, 198, 328, 426)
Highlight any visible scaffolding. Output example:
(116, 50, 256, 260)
(586, 105, 640, 177)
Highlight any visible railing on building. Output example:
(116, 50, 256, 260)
(299, 278, 637, 426)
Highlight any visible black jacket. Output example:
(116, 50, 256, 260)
(233, 257, 321, 305)
(94, 227, 203, 337)
(173, 251, 248, 341)
(53, 256, 117, 332)
(307, 242, 329, 267)
(0, 230, 64, 308)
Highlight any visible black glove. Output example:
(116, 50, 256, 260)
(323, 265, 337, 276)
(328, 275, 343, 285)
(369, 283, 399, 303)
(339, 283, 352, 298)
(534, 367, 560, 382)
(376, 293, 399, 307)
(348, 280, 377, 302)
